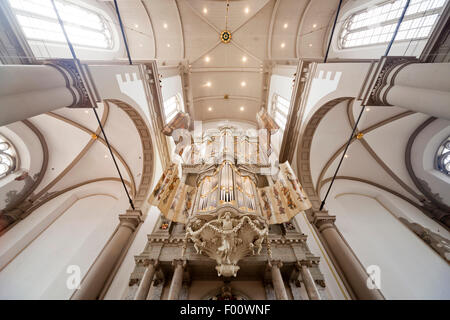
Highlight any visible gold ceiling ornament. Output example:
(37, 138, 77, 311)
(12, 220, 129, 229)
(220, 0, 231, 44)
(91, 133, 98, 140)
(220, 30, 231, 43)
(356, 132, 364, 140)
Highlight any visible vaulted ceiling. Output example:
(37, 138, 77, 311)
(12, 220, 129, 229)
(0, 100, 153, 216)
(299, 98, 450, 221)
(115, 0, 341, 123)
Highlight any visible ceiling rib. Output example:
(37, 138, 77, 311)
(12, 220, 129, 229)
(231, 0, 273, 34)
(316, 110, 415, 194)
(346, 102, 423, 201)
(174, 0, 186, 59)
(267, 0, 280, 60)
(194, 95, 260, 102)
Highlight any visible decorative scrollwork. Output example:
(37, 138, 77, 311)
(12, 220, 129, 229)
(186, 210, 268, 277)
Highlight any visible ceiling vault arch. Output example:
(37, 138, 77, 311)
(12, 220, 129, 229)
(297, 97, 352, 209)
(315, 107, 415, 194)
(140, 0, 157, 59)
(295, 0, 312, 58)
(345, 102, 423, 201)
(231, 0, 274, 34)
(44, 109, 137, 198)
(267, 0, 280, 60)
(2, 98, 156, 234)
(321, 176, 427, 214)
(174, 0, 186, 59)
(26, 177, 132, 216)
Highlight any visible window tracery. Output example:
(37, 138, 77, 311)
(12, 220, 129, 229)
(339, 0, 446, 48)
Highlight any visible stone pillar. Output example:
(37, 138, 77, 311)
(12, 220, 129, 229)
(264, 281, 276, 300)
(72, 210, 142, 300)
(269, 260, 288, 300)
(167, 259, 186, 300)
(313, 211, 384, 300)
(134, 259, 158, 300)
(368, 57, 450, 120)
(297, 260, 321, 300)
(0, 60, 91, 126)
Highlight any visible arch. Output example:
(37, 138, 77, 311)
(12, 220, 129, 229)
(296, 97, 352, 209)
(103, 99, 155, 209)
(1, 98, 155, 236)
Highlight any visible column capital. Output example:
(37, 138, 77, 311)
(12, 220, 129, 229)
(268, 260, 283, 269)
(312, 211, 336, 232)
(43, 59, 93, 108)
(136, 258, 158, 268)
(297, 260, 313, 268)
(172, 259, 187, 268)
(367, 56, 418, 106)
(119, 210, 143, 231)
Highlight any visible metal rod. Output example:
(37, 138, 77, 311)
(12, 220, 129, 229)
(324, 0, 343, 63)
(50, 0, 135, 210)
(319, 0, 411, 211)
(385, 0, 411, 56)
(113, 0, 133, 65)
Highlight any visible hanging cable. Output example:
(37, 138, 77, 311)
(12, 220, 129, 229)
(324, 0, 343, 63)
(50, 0, 135, 210)
(319, 0, 411, 211)
(113, 0, 133, 65)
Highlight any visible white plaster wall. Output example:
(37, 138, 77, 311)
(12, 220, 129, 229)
(88, 65, 154, 132)
(321, 179, 450, 299)
(0, 190, 128, 299)
(302, 62, 371, 127)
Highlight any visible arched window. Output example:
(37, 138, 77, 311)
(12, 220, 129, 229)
(436, 136, 450, 175)
(340, 0, 447, 49)
(163, 94, 183, 124)
(8, 0, 114, 49)
(0, 136, 17, 179)
(271, 94, 290, 129)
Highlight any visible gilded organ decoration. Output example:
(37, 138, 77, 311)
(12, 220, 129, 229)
(148, 126, 311, 277)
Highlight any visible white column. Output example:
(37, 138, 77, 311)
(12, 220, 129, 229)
(72, 210, 142, 300)
(270, 260, 288, 300)
(377, 62, 450, 120)
(0, 62, 89, 126)
(167, 260, 186, 300)
(134, 259, 158, 300)
(313, 211, 384, 300)
(297, 260, 321, 300)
